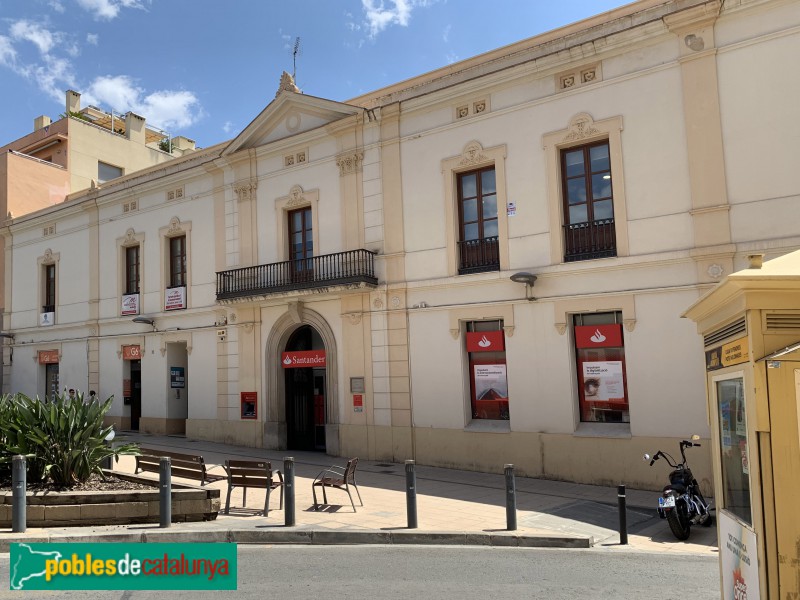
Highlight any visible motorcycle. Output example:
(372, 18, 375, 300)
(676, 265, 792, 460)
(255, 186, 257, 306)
(644, 435, 712, 540)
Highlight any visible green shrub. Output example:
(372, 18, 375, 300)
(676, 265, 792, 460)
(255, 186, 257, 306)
(0, 392, 139, 487)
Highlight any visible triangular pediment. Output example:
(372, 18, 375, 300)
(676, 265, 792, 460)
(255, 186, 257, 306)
(223, 89, 361, 156)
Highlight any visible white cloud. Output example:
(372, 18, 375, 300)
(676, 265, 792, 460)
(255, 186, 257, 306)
(10, 20, 58, 55)
(222, 121, 234, 134)
(0, 35, 17, 68)
(75, 0, 144, 21)
(84, 75, 202, 130)
(445, 52, 458, 64)
(442, 24, 450, 43)
(86, 33, 99, 45)
(360, 0, 435, 39)
(49, 0, 66, 13)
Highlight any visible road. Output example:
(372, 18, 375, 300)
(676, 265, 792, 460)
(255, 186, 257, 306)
(0, 545, 720, 599)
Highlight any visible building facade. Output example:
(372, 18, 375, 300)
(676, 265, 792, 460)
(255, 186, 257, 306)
(2, 0, 797, 490)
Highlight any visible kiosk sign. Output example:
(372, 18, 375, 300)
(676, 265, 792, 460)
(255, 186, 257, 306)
(720, 512, 760, 600)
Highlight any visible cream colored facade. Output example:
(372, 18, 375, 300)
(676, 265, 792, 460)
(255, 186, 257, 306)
(1, 0, 798, 490)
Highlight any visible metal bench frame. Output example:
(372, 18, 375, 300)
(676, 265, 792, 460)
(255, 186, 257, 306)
(223, 459, 284, 516)
(312, 458, 363, 512)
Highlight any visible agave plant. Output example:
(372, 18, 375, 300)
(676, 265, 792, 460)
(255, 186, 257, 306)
(0, 391, 139, 487)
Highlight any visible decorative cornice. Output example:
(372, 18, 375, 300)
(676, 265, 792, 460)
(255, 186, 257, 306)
(503, 325, 514, 338)
(563, 113, 601, 143)
(623, 319, 636, 332)
(459, 141, 488, 167)
(345, 313, 363, 325)
(168, 217, 183, 234)
(286, 185, 306, 207)
(275, 71, 301, 97)
(336, 152, 364, 176)
(555, 323, 567, 335)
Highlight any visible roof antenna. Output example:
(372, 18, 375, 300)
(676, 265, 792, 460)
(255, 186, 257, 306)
(292, 37, 301, 82)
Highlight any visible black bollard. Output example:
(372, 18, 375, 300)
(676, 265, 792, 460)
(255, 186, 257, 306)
(618, 484, 628, 545)
(12, 455, 26, 533)
(159, 457, 171, 528)
(284, 457, 295, 526)
(405, 460, 417, 529)
(505, 464, 517, 531)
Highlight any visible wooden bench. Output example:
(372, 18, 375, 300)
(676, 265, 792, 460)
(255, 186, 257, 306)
(223, 459, 284, 516)
(134, 447, 225, 486)
(312, 458, 363, 512)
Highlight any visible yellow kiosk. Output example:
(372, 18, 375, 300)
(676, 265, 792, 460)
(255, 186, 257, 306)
(684, 251, 800, 600)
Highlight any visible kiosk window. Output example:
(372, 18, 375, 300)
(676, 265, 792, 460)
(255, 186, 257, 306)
(716, 377, 751, 525)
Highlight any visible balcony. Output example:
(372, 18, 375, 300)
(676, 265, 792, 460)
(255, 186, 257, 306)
(563, 219, 617, 262)
(216, 249, 378, 301)
(458, 236, 499, 275)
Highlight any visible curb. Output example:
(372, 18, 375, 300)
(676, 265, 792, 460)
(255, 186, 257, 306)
(0, 529, 593, 551)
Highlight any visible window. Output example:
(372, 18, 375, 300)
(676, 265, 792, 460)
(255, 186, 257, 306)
(43, 264, 56, 313)
(457, 167, 499, 274)
(543, 113, 628, 265)
(125, 246, 140, 295)
(288, 207, 313, 281)
(466, 320, 509, 420)
(98, 161, 123, 183)
(573, 311, 629, 423)
(169, 235, 186, 288)
(715, 377, 751, 525)
(561, 141, 616, 262)
(442, 141, 509, 277)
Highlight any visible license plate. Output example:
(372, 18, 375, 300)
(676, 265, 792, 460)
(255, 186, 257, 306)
(659, 496, 675, 508)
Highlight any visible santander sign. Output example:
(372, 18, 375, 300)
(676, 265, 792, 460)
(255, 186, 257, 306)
(281, 350, 326, 368)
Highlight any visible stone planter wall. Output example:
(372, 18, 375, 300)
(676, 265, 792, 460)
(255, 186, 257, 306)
(0, 472, 220, 527)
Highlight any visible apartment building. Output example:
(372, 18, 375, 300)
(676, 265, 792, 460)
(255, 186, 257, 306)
(1, 0, 797, 490)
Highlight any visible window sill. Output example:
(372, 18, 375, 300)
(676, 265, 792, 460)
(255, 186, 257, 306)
(573, 421, 631, 439)
(464, 420, 511, 434)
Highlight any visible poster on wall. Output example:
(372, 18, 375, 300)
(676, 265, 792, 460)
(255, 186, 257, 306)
(170, 367, 185, 389)
(581, 361, 624, 401)
(720, 512, 760, 600)
(473, 364, 508, 400)
(164, 286, 186, 311)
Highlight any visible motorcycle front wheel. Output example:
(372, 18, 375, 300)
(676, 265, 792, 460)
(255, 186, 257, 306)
(666, 502, 691, 540)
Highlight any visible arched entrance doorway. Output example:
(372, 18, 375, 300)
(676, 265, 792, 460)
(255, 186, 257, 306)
(283, 325, 326, 452)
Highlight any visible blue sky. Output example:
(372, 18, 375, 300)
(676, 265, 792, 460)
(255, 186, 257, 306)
(0, 0, 627, 148)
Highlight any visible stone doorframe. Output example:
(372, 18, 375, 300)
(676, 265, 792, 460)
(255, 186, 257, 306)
(263, 302, 339, 451)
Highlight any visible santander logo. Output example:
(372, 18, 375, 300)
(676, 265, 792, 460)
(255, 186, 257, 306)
(283, 356, 293, 366)
(477, 335, 492, 348)
(589, 329, 607, 343)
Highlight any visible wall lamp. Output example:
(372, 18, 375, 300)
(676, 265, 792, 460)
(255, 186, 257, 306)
(0, 332, 14, 340)
(132, 316, 156, 330)
(510, 272, 537, 301)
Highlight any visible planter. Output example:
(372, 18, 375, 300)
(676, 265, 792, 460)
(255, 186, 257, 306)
(0, 472, 220, 527)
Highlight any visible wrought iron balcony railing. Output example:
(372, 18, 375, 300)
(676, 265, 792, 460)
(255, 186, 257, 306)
(563, 218, 617, 262)
(216, 249, 378, 301)
(458, 236, 500, 275)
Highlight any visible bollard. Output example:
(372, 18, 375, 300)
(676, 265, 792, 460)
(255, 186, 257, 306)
(12, 455, 26, 533)
(405, 460, 418, 529)
(284, 457, 295, 527)
(618, 484, 628, 545)
(159, 457, 171, 528)
(505, 464, 517, 531)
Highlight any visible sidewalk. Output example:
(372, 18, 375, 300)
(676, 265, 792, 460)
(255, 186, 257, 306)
(0, 432, 718, 554)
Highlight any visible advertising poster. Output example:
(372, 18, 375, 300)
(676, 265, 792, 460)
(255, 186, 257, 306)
(581, 361, 624, 401)
(473, 364, 508, 400)
(164, 287, 186, 311)
(720, 512, 760, 600)
(121, 293, 139, 316)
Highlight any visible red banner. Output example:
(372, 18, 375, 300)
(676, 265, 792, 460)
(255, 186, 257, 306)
(241, 391, 257, 419)
(38, 350, 59, 364)
(466, 330, 505, 352)
(282, 350, 326, 368)
(122, 345, 141, 360)
(575, 324, 623, 349)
